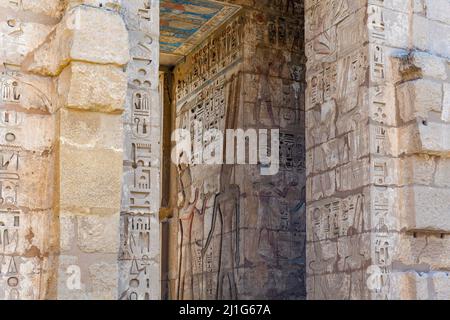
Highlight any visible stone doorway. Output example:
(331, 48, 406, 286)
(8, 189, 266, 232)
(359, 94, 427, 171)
(157, 0, 307, 300)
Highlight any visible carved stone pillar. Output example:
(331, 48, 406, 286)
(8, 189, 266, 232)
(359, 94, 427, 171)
(23, 4, 129, 299)
(305, 0, 450, 300)
(118, 0, 161, 300)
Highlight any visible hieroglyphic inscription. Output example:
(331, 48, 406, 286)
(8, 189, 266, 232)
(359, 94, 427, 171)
(176, 16, 243, 101)
(367, 0, 393, 299)
(119, 0, 159, 300)
(0, 70, 49, 300)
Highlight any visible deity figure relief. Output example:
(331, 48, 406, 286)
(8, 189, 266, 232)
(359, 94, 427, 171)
(202, 165, 240, 300)
(175, 74, 243, 300)
(176, 152, 201, 300)
(343, 195, 368, 299)
(254, 49, 283, 127)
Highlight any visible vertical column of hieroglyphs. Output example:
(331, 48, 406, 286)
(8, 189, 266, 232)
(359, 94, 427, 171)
(365, 0, 398, 300)
(365, 0, 407, 300)
(170, 13, 244, 300)
(369, 0, 450, 299)
(306, 0, 450, 300)
(23, 1, 129, 299)
(238, 0, 306, 299)
(305, 0, 372, 299)
(0, 0, 64, 300)
(119, 0, 161, 300)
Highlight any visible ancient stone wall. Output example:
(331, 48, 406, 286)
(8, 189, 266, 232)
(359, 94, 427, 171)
(0, 0, 63, 299)
(305, 0, 371, 300)
(4, 0, 450, 301)
(165, 0, 306, 300)
(385, 0, 450, 300)
(305, 0, 450, 300)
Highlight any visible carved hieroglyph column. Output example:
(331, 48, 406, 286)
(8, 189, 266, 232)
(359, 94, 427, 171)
(23, 4, 129, 299)
(118, 0, 161, 300)
(306, 0, 450, 300)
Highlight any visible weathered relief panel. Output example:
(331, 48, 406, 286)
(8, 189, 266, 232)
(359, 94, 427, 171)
(306, 0, 450, 300)
(166, 0, 306, 300)
(305, 0, 372, 300)
(0, 0, 62, 300)
(4, 0, 130, 299)
(0, 69, 55, 300)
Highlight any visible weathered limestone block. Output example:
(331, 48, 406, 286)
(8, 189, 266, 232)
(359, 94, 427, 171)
(396, 52, 450, 155)
(425, 0, 450, 25)
(398, 155, 436, 186)
(56, 62, 127, 113)
(397, 123, 422, 155)
(397, 79, 442, 122)
(434, 158, 450, 187)
(67, 0, 122, 11)
(57, 255, 118, 300)
(395, 234, 450, 271)
(77, 214, 120, 254)
(390, 271, 450, 300)
(23, 5, 129, 76)
(413, 15, 450, 59)
(0, 0, 66, 18)
(443, 83, 450, 121)
(59, 108, 123, 150)
(8, 0, 132, 299)
(58, 145, 122, 210)
(0, 20, 54, 66)
(401, 186, 450, 232)
(417, 121, 450, 154)
(401, 52, 448, 81)
(89, 262, 118, 299)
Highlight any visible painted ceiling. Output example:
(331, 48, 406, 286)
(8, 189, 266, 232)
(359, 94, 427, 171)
(160, 0, 240, 63)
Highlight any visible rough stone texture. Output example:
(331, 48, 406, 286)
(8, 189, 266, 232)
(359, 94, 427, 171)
(52, 4, 127, 299)
(57, 62, 127, 113)
(23, 5, 130, 76)
(306, 0, 450, 300)
(1, 1, 128, 300)
(0, 0, 66, 18)
(0, 0, 59, 300)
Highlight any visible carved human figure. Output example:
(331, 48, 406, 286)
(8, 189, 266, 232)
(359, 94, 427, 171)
(254, 52, 277, 127)
(343, 195, 367, 299)
(200, 74, 242, 300)
(308, 232, 337, 299)
(176, 150, 202, 300)
(201, 165, 240, 300)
